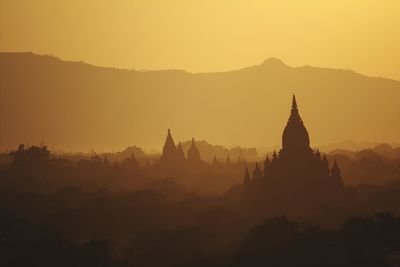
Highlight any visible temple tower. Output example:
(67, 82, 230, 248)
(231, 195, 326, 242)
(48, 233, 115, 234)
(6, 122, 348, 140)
(160, 129, 178, 166)
(280, 95, 313, 158)
(187, 138, 201, 163)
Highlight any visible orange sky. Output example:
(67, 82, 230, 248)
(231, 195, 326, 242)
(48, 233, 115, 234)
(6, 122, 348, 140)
(1, 0, 400, 80)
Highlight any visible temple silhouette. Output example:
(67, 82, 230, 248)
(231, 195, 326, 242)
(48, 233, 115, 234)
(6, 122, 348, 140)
(160, 129, 207, 168)
(242, 95, 344, 214)
(155, 95, 344, 211)
(157, 129, 208, 187)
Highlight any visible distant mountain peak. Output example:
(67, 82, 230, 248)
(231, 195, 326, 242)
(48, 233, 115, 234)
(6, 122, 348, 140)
(261, 57, 289, 68)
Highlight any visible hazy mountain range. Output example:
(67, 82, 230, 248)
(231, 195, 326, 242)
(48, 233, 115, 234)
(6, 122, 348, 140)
(1, 52, 399, 152)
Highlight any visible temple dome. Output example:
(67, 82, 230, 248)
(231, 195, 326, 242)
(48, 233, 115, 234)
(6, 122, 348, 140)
(282, 95, 310, 151)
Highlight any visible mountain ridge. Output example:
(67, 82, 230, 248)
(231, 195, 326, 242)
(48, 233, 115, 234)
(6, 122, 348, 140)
(1, 52, 399, 152)
(2, 52, 398, 83)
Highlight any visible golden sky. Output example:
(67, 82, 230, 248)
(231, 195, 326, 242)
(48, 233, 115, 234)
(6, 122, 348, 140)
(1, 0, 400, 80)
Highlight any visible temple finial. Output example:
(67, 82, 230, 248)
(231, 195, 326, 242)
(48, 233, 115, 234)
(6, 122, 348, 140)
(292, 94, 297, 109)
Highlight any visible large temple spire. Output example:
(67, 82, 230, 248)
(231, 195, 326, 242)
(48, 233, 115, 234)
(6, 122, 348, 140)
(282, 95, 311, 152)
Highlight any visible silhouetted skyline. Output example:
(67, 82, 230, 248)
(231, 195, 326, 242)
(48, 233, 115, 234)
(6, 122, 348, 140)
(1, 2, 400, 266)
(2, 96, 400, 267)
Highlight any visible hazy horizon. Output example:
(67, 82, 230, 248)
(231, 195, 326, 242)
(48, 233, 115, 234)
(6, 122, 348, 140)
(1, 52, 400, 153)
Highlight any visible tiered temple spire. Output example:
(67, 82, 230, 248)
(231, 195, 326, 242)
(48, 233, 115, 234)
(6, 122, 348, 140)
(176, 142, 186, 161)
(160, 129, 177, 165)
(187, 138, 201, 162)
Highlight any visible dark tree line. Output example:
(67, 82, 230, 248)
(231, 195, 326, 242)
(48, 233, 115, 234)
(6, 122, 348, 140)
(235, 214, 400, 267)
(2, 144, 400, 266)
